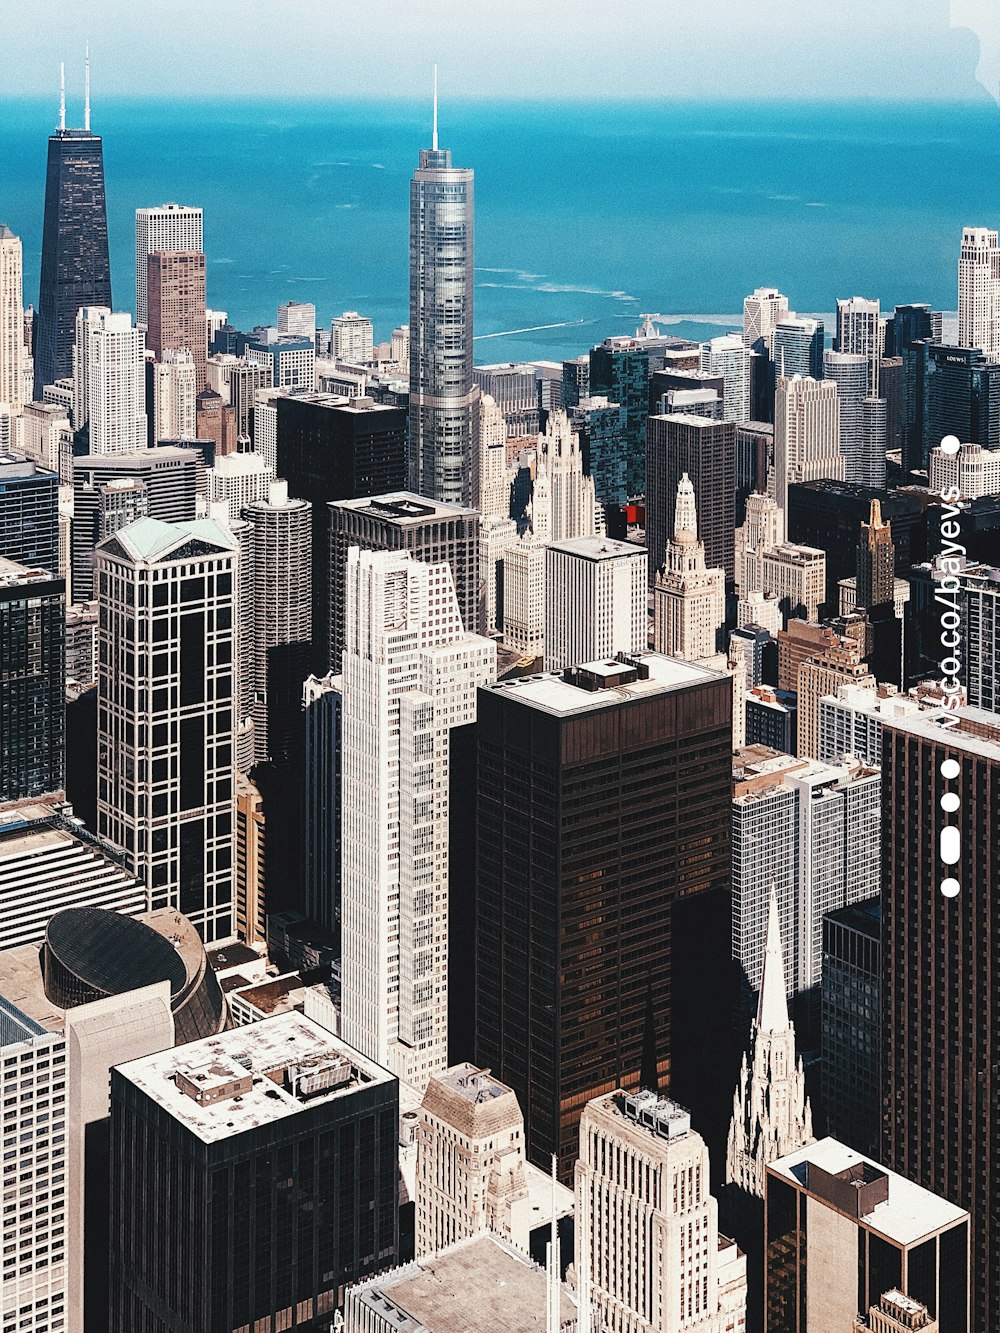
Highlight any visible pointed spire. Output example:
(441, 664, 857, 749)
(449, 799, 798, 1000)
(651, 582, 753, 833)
(756, 884, 790, 1033)
(673, 472, 697, 539)
(84, 44, 91, 133)
(59, 62, 66, 132)
(432, 64, 438, 152)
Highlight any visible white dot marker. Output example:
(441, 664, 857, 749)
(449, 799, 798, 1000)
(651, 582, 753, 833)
(941, 877, 961, 898)
(940, 826, 961, 865)
(940, 434, 961, 455)
(941, 759, 960, 780)
(941, 792, 960, 813)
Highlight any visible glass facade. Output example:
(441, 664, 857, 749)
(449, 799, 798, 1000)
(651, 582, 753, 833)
(589, 342, 650, 498)
(0, 569, 65, 802)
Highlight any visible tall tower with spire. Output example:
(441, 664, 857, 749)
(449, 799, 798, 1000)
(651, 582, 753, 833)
(408, 67, 478, 506)
(34, 53, 112, 398)
(855, 497, 895, 610)
(653, 473, 726, 661)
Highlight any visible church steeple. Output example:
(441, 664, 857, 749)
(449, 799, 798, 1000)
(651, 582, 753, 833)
(756, 884, 790, 1033)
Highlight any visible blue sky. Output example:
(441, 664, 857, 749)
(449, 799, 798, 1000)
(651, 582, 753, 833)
(0, 0, 997, 101)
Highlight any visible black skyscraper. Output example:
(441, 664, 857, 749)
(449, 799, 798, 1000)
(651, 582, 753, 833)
(903, 342, 1000, 473)
(475, 654, 734, 1182)
(0, 559, 65, 803)
(34, 86, 112, 398)
(646, 413, 736, 586)
(0, 453, 59, 575)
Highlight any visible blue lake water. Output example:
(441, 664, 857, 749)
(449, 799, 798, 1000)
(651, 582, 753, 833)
(2, 96, 999, 363)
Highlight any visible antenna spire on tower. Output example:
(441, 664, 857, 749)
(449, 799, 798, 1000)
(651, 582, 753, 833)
(59, 62, 66, 132)
(84, 44, 91, 133)
(432, 64, 438, 151)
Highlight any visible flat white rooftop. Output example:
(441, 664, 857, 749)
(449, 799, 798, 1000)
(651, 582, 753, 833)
(769, 1137, 968, 1246)
(115, 1012, 393, 1143)
(486, 652, 725, 717)
(547, 535, 646, 561)
(882, 705, 1000, 761)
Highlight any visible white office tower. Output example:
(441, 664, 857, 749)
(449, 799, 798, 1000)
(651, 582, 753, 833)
(958, 225, 1000, 359)
(929, 440, 1000, 498)
(835, 297, 882, 390)
(737, 591, 781, 637)
(502, 535, 547, 659)
(859, 395, 888, 490)
(19, 401, 72, 479)
(205, 309, 227, 344)
(535, 408, 598, 542)
(773, 375, 842, 513)
(743, 286, 789, 352)
(474, 391, 511, 519)
(654, 475, 726, 661)
(0, 404, 14, 453)
(759, 543, 826, 623)
(546, 536, 647, 672)
(726, 886, 814, 1202)
(700, 333, 751, 423)
(823, 350, 871, 487)
(96, 517, 238, 942)
(0, 225, 24, 412)
(277, 299, 316, 341)
(575, 1090, 747, 1333)
(151, 346, 197, 443)
(135, 203, 203, 328)
(238, 480, 312, 769)
(731, 747, 880, 1007)
(416, 1063, 531, 1258)
(818, 683, 925, 766)
(207, 449, 274, 520)
(736, 491, 785, 594)
(73, 307, 146, 453)
(330, 310, 374, 362)
(964, 565, 1000, 712)
(340, 548, 497, 1089)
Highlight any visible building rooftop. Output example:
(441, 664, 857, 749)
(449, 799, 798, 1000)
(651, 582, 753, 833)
(347, 1234, 577, 1333)
(882, 705, 1000, 760)
(98, 516, 238, 563)
(484, 652, 726, 718)
(331, 491, 477, 522)
(282, 391, 399, 416)
(651, 412, 726, 428)
(824, 897, 881, 937)
(115, 1012, 394, 1143)
(547, 535, 646, 562)
(420, 1063, 523, 1142)
(769, 1138, 968, 1245)
(0, 558, 61, 589)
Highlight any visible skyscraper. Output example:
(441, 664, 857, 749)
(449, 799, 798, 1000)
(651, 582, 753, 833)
(278, 299, 317, 342)
(881, 707, 1000, 1331)
(73, 307, 147, 454)
(145, 249, 208, 389)
(773, 316, 825, 380)
(471, 362, 539, 437)
(821, 896, 881, 1158)
(0, 226, 24, 412)
(544, 536, 648, 672)
(571, 394, 629, 507)
(700, 332, 752, 422)
(340, 548, 496, 1089)
(835, 296, 882, 389)
(575, 1091, 748, 1333)
(824, 349, 871, 485)
(744, 286, 790, 352)
(0, 453, 59, 574)
(475, 653, 733, 1179)
(330, 309, 373, 361)
(0, 559, 65, 802)
(34, 65, 112, 398)
(646, 413, 736, 586)
(134, 203, 203, 328)
(150, 346, 197, 442)
(96, 516, 238, 942)
(653, 474, 726, 661)
(408, 86, 477, 505)
(773, 376, 842, 513)
(856, 499, 895, 610)
(957, 225, 1000, 359)
(589, 336, 651, 495)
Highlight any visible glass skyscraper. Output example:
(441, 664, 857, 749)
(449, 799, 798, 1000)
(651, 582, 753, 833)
(34, 101, 112, 398)
(408, 117, 477, 506)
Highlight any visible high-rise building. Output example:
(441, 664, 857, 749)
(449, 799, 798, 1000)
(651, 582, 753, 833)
(145, 250, 207, 389)
(96, 516, 238, 942)
(109, 1014, 399, 1332)
(856, 499, 895, 610)
(247, 333, 315, 391)
(908, 343, 1000, 473)
(150, 345, 196, 442)
(737, 490, 785, 594)
(415, 1063, 531, 1258)
(0, 560, 65, 802)
(835, 297, 882, 387)
(277, 393, 407, 668)
(766, 1139, 970, 1333)
(0, 453, 59, 574)
(885, 303, 934, 358)
(330, 309, 373, 362)
(963, 565, 1000, 712)
(881, 706, 1000, 1331)
(562, 353, 590, 410)
(277, 299, 317, 341)
(818, 682, 925, 766)
(701, 332, 752, 423)
(653, 474, 726, 661)
(301, 671, 341, 937)
(234, 772, 265, 944)
(758, 543, 827, 624)
(773, 376, 842, 514)
(472, 362, 539, 437)
(476, 654, 733, 1179)
(472, 391, 511, 519)
(646, 413, 736, 586)
(239, 480, 312, 767)
(797, 652, 877, 763)
(858, 394, 888, 490)
(194, 384, 237, 454)
(340, 548, 496, 1089)
(501, 534, 547, 659)
(134, 203, 203, 328)
(572, 394, 629, 507)
(545, 536, 647, 671)
(328, 492, 479, 671)
(822, 896, 881, 1158)
(74, 307, 147, 453)
(744, 286, 790, 352)
(206, 448, 273, 519)
(408, 107, 477, 505)
(34, 77, 112, 398)
(0, 225, 24, 412)
(958, 225, 1000, 359)
(71, 446, 201, 598)
(533, 407, 599, 541)
(928, 439, 1000, 498)
(855, 1292, 938, 1333)
(824, 349, 872, 485)
(18, 400, 72, 479)
(773, 316, 824, 381)
(589, 337, 650, 496)
(575, 1090, 748, 1333)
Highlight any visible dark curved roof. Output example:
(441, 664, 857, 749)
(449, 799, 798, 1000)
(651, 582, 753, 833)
(44, 907, 188, 1001)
